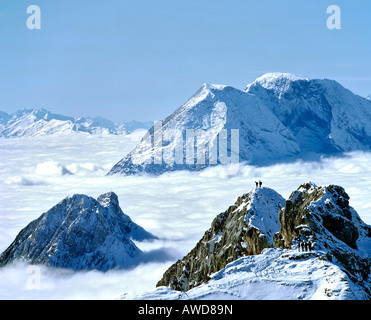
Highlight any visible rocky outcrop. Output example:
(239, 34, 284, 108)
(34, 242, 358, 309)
(156, 187, 285, 291)
(0, 192, 156, 271)
(274, 182, 371, 295)
(274, 182, 370, 250)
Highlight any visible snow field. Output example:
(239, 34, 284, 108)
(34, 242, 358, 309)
(120, 248, 366, 300)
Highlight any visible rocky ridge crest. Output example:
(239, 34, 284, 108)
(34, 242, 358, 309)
(157, 182, 371, 296)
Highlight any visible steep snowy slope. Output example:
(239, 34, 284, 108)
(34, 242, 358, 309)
(108, 83, 300, 175)
(0, 111, 11, 124)
(109, 73, 371, 175)
(119, 248, 369, 300)
(246, 73, 371, 153)
(0, 192, 156, 271)
(156, 187, 285, 291)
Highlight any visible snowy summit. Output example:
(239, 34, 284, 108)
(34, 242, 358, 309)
(156, 186, 285, 291)
(109, 73, 371, 175)
(0, 192, 156, 271)
(245, 72, 309, 93)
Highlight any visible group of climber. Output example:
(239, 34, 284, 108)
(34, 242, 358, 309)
(297, 240, 313, 252)
(252, 180, 314, 253)
(255, 180, 262, 188)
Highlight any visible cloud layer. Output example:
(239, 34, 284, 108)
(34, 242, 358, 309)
(0, 133, 370, 299)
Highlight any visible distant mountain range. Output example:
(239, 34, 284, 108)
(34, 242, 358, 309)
(0, 108, 153, 137)
(108, 73, 371, 175)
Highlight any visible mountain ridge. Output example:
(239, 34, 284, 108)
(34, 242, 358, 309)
(0, 108, 153, 137)
(119, 182, 371, 300)
(109, 73, 371, 175)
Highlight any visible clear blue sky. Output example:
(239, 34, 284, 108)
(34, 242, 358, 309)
(0, 0, 370, 121)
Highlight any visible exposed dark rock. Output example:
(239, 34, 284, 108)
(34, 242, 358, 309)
(273, 182, 366, 250)
(0, 192, 156, 271)
(158, 182, 371, 297)
(156, 187, 285, 291)
(274, 182, 371, 295)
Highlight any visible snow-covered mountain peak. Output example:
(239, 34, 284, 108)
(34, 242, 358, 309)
(97, 191, 119, 208)
(182, 83, 232, 111)
(246, 72, 309, 92)
(240, 186, 286, 245)
(0, 108, 153, 137)
(201, 83, 228, 91)
(108, 80, 302, 175)
(0, 191, 157, 271)
(296, 181, 318, 192)
(13, 108, 73, 122)
(109, 73, 371, 175)
(156, 185, 285, 291)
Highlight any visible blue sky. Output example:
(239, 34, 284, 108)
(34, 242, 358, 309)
(0, 0, 370, 121)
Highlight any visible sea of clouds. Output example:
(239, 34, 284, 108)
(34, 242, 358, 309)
(0, 131, 370, 299)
